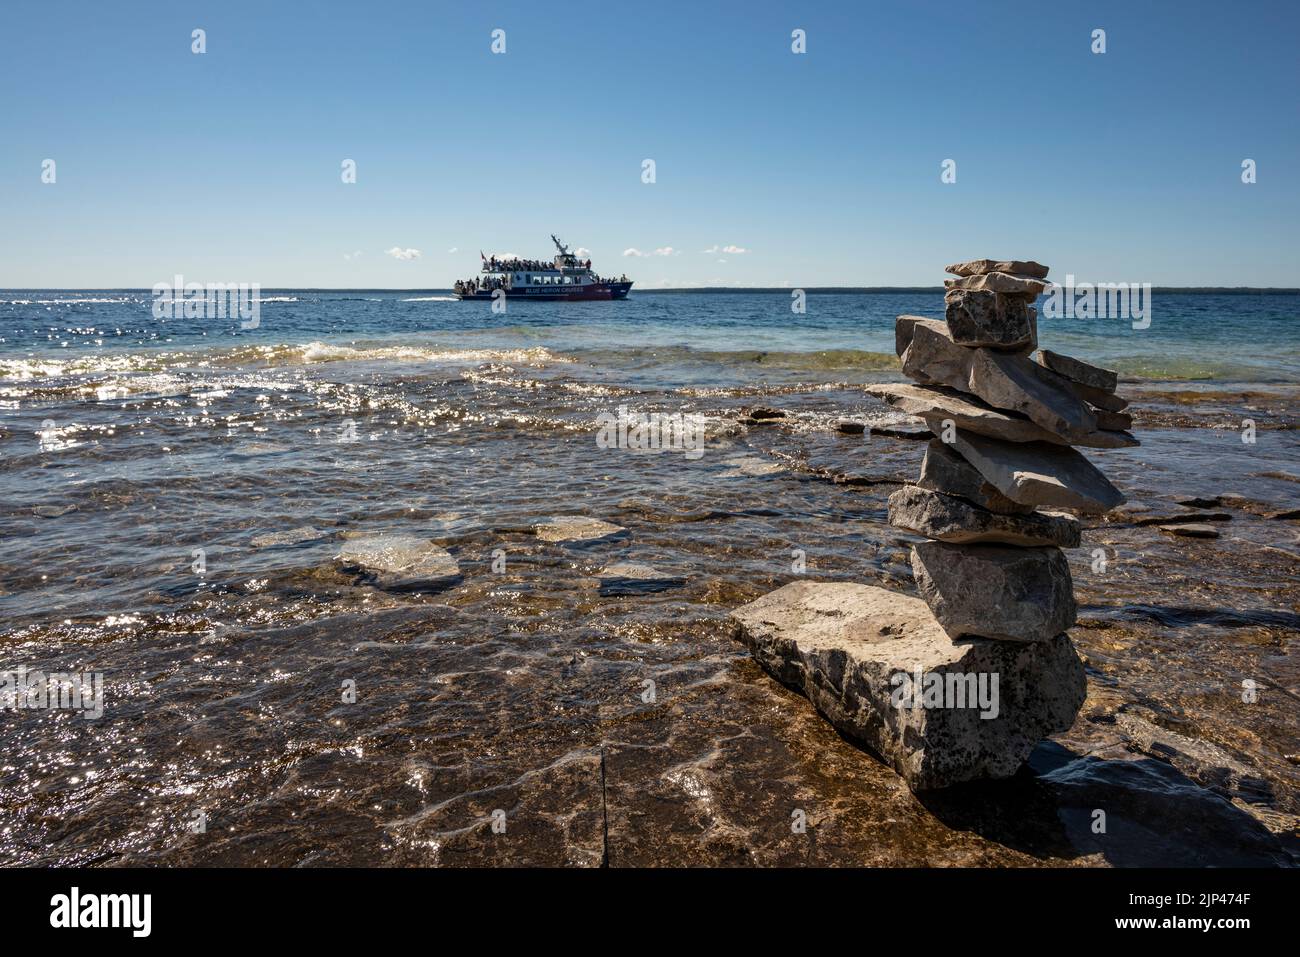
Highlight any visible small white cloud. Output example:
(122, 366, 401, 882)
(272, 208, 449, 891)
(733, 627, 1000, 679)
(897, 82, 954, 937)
(653, 246, 678, 257)
(574, 247, 590, 257)
(343, 250, 364, 261)
(721, 245, 748, 254)
(447, 247, 458, 254)
(622, 248, 644, 257)
(385, 247, 422, 261)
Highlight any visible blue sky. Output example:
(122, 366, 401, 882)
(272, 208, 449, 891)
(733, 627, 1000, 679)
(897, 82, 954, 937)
(1, 0, 1296, 288)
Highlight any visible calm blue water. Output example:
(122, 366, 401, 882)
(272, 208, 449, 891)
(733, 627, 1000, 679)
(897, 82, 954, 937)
(2, 290, 1298, 387)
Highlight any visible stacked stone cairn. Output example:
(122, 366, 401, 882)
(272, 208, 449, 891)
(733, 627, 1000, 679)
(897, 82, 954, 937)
(870, 258, 1135, 644)
(730, 258, 1137, 790)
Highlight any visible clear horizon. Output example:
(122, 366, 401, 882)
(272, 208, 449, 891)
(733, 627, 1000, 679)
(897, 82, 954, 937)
(7, 285, 1300, 292)
(2, 0, 1297, 288)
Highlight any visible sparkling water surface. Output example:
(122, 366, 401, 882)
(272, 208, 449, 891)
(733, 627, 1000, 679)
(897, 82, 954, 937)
(1, 290, 1296, 866)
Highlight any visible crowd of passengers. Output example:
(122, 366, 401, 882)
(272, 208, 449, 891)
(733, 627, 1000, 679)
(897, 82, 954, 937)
(484, 255, 593, 272)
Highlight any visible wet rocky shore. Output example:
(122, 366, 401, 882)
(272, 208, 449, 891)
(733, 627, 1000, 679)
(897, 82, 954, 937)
(1, 293, 1297, 867)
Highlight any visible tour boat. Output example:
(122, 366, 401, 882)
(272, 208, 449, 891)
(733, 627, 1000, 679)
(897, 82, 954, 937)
(453, 236, 633, 301)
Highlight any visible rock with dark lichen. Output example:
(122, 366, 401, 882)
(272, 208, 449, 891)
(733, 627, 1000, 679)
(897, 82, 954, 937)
(731, 581, 1085, 790)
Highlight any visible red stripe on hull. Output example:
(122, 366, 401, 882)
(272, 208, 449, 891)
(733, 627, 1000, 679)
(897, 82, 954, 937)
(454, 283, 632, 302)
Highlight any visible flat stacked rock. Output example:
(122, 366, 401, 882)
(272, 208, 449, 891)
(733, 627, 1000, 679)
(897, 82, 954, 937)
(730, 258, 1137, 790)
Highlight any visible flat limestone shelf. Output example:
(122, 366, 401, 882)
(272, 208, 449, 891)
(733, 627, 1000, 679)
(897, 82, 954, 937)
(730, 580, 1085, 790)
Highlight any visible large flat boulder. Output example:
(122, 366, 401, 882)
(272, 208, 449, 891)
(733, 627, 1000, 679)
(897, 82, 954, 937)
(730, 581, 1086, 790)
(950, 431, 1126, 514)
(917, 438, 1033, 514)
(888, 485, 1081, 548)
(945, 259, 1050, 280)
(911, 541, 1077, 642)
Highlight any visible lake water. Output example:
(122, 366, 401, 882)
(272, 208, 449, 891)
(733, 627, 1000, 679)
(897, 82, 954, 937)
(1, 289, 1296, 865)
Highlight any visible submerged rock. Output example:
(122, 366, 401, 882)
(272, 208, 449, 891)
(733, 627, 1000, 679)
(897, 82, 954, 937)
(730, 581, 1086, 790)
(888, 485, 1081, 548)
(1133, 512, 1232, 526)
(533, 516, 627, 543)
(596, 562, 685, 596)
(718, 455, 786, 478)
(911, 541, 1077, 642)
(1161, 523, 1222, 539)
(252, 526, 327, 548)
(337, 534, 460, 590)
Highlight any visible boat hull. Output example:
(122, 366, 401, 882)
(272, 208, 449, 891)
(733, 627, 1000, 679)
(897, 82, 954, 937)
(454, 282, 632, 301)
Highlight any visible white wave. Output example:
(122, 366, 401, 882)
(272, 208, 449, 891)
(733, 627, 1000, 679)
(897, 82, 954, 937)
(3, 297, 136, 305)
(401, 296, 458, 302)
(0, 353, 168, 380)
(294, 341, 568, 366)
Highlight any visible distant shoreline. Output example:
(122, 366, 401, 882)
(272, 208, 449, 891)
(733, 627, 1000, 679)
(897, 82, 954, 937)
(6, 287, 1300, 295)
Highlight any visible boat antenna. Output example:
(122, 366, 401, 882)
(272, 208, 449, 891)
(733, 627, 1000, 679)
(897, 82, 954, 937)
(551, 234, 569, 255)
